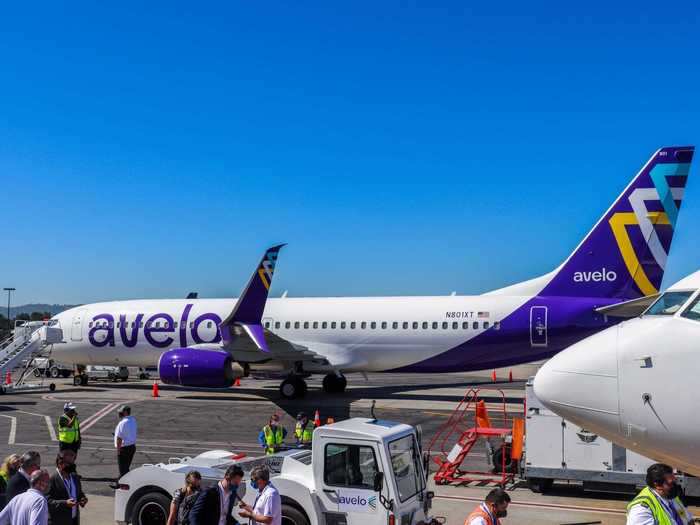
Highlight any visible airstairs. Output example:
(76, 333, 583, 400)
(0, 320, 63, 393)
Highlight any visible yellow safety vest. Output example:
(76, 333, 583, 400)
(626, 486, 691, 525)
(295, 422, 314, 444)
(262, 425, 284, 455)
(58, 415, 80, 444)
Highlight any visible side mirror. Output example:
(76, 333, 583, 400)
(422, 451, 430, 480)
(373, 471, 384, 492)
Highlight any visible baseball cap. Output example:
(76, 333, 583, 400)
(118, 405, 131, 414)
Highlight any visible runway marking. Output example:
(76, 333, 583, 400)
(13, 442, 261, 456)
(44, 416, 57, 441)
(81, 402, 121, 434)
(433, 494, 626, 516)
(0, 415, 17, 444)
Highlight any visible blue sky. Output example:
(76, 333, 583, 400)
(1, 2, 698, 304)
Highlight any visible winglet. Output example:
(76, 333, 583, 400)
(219, 244, 285, 351)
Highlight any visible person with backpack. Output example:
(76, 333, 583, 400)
(166, 471, 202, 525)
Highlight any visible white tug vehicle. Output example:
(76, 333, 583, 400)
(115, 417, 439, 525)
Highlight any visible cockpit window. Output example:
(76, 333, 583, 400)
(681, 295, 700, 322)
(645, 291, 694, 316)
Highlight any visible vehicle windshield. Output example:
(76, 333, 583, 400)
(644, 291, 694, 316)
(389, 434, 424, 502)
(681, 295, 700, 322)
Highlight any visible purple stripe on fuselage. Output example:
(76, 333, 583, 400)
(390, 296, 620, 373)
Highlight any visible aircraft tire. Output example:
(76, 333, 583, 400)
(322, 374, 347, 394)
(280, 376, 307, 399)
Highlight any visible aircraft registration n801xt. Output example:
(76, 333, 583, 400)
(52, 146, 694, 398)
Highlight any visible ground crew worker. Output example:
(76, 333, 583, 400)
(294, 412, 314, 448)
(626, 463, 693, 525)
(57, 402, 81, 454)
(258, 414, 287, 455)
(465, 488, 510, 525)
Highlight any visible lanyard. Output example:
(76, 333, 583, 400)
(654, 493, 684, 525)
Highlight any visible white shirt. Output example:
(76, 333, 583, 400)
(252, 483, 281, 525)
(0, 488, 48, 525)
(626, 489, 694, 525)
(218, 482, 231, 525)
(114, 416, 137, 447)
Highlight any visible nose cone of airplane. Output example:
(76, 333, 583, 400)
(534, 325, 620, 432)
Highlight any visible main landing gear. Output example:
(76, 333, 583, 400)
(322, 373, 347, 394)
(279, 376, 308, 399)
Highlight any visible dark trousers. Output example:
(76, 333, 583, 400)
(118, 445, 136, 477)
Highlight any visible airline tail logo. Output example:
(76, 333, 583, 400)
(608, 158, 689, 296)
(257, 249, 280, 290)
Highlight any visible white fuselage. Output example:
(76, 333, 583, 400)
(534, 274, 700, 475)
(52, 295, 526, 373)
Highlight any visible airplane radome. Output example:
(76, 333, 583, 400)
(51, 146, 694, 399)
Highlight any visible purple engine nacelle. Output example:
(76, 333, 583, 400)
(158, 348, 235, 388)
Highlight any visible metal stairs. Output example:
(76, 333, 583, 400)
(0, 321, 63, 391)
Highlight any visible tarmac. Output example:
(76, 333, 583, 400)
(1, 366, 693, 524)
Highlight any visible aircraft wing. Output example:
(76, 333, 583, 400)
(224, 331, 331, 367)
(595, 294, 660, 318)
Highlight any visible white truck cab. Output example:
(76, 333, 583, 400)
(115, 417, 437, 525)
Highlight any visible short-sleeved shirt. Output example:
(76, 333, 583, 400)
(252, 483, 281, 525)
(114, 416, 137, 447)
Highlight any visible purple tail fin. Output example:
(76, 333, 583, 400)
(219, 244, 285, 351)
(540, 146, 694, 300)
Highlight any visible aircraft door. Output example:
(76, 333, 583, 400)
(530, 306, 548, 347)
(71, 309, 87, 342)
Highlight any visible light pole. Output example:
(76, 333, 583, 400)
(3, 288, 15, 332)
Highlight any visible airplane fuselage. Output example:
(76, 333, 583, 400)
(53, 294, 617, 373)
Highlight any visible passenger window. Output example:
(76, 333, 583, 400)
(483, 321, 489, 329)
(403, 322, 409, 329)
(381, 322, 387, 329)
(473, 321, 479, 329)
(264, 322, 270, 329)
(421, 322, 428, 329)
(412, 322, 418, 329)
(313, 321, 318, 329)
(331, 322, 337, 329)
(324, 443, 378, 489)
(341, 322, 346, 329)
(361, 322, 367, 329)
(393, 322, 398, 329)
(294, 322, 300, 329)
(432, 322, 438, 329)
(275, 322, 281, 329)
(304, 322, 309, 329)
(285, 321, 291, 329)
(116, 322, 121, 328)
(681, 296, 700, 321)
(155, 322, 161, 328)
(462, 322, 468, 329)
(322, 322, 328, 329)
(350, 322, 356, 329)
(371, 322, 376, 329)
(452, 322, 458, 329)
(442, 322, 448, 329)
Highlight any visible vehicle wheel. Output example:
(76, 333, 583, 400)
(281, 503, 310, 525)
(131, 492, 171, 525)
(492, 445, 515, 473)
(49, 383, 56, 392)
(527, 477, 553, 493)
(280, 376, 306, 399)
(33, 369, 42, 378)
(49, 367, 61, 379)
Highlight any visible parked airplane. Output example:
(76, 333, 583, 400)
(51, 146, 694, 398)
(534, 268, 700, 476)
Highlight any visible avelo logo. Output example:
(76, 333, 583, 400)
(573, 268, 617, 283)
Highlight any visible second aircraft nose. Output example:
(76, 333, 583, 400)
(533, 325, 621, 433)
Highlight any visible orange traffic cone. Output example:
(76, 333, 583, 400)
(5, 372, 11, 385)
(509, 370, 513, 382)
(491, 370, 497, 382)
(152, 381, 160, 398)
(234, 377, 241, 387)
(475, 400, 492, 428)
(314, 409, 321, 427)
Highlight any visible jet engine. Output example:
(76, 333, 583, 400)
(158, 348, 236, 388)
